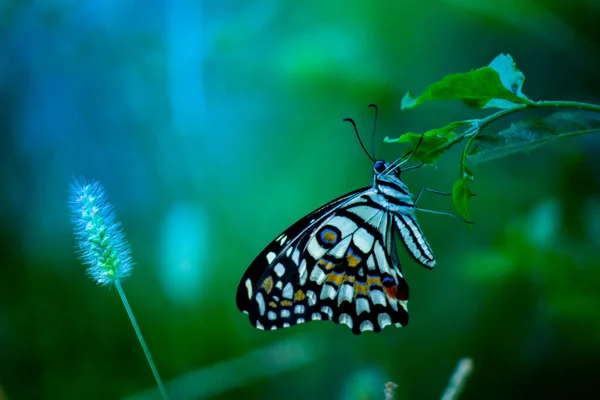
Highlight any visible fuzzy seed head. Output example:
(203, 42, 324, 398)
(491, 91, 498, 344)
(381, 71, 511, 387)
(68, 179, 133, 285)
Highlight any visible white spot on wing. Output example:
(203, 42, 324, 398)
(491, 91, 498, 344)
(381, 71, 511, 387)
(294, 304, 305, 315)
(282, 282, 293, 299)
(275, 281, 283, 290)
(347, 205, 378, 223)
(320, 285, 337, 300)
(299, 259, 308, 285)
(307, 290, 317, 306)
(307, 237, 327, 259)
(310, 267, 326, 284)
(277, 234, 287, 245)
(339, 313, 353, 329)
(297, 318, 305, 324)
(356, 298, 370, 315)
(373, 242, 390, 275)
(268, 311, 277, 321)
(266, 252, 276, 264)
(328, 215, 358, 237)
(256, 292, 266, 315)
(274, 263, 285, 277)
(321, 306, 333, 318)
(311, 313, 321, 320)
(378, 313, 392, 329)
(281, 309, 290, 318)
(353, 228, 375, 253)
(360, 320, 374, 332)
(292, 249, 300, 265)
(255, 321, 264, 330)
(366, 255, 376, 270)
(399, 299, 408, 311)
(371, 290, 386, 306)
(245, 278, 253, 299)
(337, 284, 353, 305)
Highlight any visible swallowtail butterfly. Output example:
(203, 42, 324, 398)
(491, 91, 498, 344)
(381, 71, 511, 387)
(237, 106, 457, 335)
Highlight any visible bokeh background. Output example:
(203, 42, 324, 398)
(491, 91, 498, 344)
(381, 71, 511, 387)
(2, 1, 600, 399)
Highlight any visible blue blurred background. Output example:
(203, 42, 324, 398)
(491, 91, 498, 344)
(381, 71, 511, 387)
(1, 0, 600, 399)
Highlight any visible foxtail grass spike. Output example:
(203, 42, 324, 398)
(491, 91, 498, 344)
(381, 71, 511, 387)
(68, 178, 170, 400)
(69, 179, 132, 285)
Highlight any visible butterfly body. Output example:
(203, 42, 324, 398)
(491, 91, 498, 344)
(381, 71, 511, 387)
(236, 160, 435, 334)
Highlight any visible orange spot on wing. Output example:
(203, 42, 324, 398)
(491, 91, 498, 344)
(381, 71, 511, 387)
(354, 281, 368, 296)
(346, 252, 362, 267)
(323, 230, 337, 243)
(325, 272, 344, 287)
(318, 259, 336, 270)
(294, 290, 306, 301)
(268, 301, 277, 308)
(281, 300, 293, 307)
(261, 276, 274, 294)
(367, 276, 382, 288)
(384, 285, 398, 299)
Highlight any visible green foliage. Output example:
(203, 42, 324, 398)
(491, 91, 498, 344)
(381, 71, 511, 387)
(388, 53, 600, 222)
(401, 54, 532, 111)
(466, 112, 600, 164)
(464, 197, 600, 338)
(452, 177, 473, 224)
(384, 120, 471, 165)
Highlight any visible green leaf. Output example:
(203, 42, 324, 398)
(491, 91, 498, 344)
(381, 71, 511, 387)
(452, 177, 473, 224)
(401, 53, 533, 111)
(485, 53, 530, 109)
(467, 112, 600, 165)
(384, 120, 473, 164)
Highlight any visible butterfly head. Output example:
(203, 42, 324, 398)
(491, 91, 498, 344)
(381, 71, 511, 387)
(373, 160, 402, 179)
(372, 160, 414, 208)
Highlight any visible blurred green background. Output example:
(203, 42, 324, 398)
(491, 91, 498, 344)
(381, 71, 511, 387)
(1, 0, 600, 399)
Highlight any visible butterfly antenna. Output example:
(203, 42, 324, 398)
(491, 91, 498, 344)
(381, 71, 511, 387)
(403, 134, 424, 164)
(343, 117, 376, 163)
(367, 104, 378, 160)
(383, 133, 425, 175)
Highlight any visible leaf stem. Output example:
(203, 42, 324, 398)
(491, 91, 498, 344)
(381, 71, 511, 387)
(115, 280, 170, 400)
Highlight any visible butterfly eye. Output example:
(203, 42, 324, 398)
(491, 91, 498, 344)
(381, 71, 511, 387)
(373, 160, 387, 174)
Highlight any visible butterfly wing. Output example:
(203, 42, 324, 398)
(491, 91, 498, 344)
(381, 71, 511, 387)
(236, 187, 366, 313)
(237, 188, 410, 335)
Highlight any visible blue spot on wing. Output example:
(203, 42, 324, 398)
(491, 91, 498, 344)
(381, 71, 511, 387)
(382, 276, 395, 286)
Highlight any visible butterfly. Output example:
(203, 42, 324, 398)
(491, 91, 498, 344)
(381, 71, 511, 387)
(236, 106, 462, 335)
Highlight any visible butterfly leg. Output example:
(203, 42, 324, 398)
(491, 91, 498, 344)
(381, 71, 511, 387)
(414, 188, 475, 224)
(413, 188, 451, 205)
(415, 207, 474, 224)
(414, 188, 477, 205)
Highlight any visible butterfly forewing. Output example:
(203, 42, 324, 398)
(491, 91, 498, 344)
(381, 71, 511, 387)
(237, 161, 435, 335)
(235, 188, 367, 314)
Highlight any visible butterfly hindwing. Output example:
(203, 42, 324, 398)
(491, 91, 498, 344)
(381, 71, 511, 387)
(237, 188, 411, 335)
